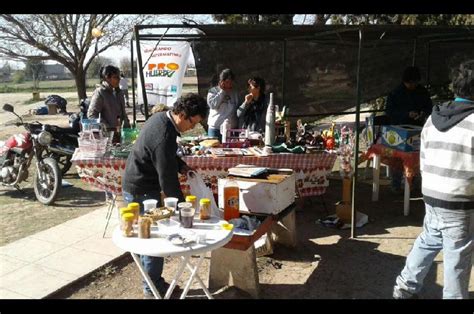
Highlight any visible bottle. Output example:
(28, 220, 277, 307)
(264, 93, 275, 147)
(185, 195, 198, 216)
(119, 207, 134, 230)
(138, 216, 152, 238)
(221, 119, 230, 144)
(199, 198, 211, 220)
(127, 202, 140, 224)
(121, 213, 134, 237)
(223, 178, 240, 221)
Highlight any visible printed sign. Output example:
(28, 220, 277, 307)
(137, 42, 191, 108)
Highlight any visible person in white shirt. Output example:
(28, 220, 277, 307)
(206, 68, 240, 142)
(119, 73, 129, 108)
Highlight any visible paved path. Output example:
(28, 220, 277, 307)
(0, 205, 125, 299)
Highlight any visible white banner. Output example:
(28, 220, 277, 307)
(137, 42, 190, 108)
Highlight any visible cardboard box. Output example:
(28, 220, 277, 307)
(381, 124, 422, 152)
(218, 169, 296, 215)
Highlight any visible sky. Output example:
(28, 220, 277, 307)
(1, 15, 313, 70)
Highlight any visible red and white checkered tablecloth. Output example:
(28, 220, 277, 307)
(72, 149, 337, 197)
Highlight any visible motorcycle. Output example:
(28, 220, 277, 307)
(43, 98, 89, 176)
(1, 104, 61, 205)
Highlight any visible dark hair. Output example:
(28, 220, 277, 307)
(100, 65, 120, 81)
(402, 66, 421, 83)
(172, 93, 210, 120)
(248, 77, 266, 94)
(219, 68, 234, 82)
(452, 60, 474, 100)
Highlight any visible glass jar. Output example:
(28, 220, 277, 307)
(121, 213, 134, 237)
(185, 195, 197, 215)
(199, 198, 211, 220)
(127, 202, 140, 223)
(120, 207, 133, 230)
(177, 202, 192, 222)
(138, 216, 152, 238)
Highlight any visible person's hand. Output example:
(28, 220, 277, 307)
(244, 93, 253, 104)
(218, 80, 226, 90)
(408, 111, 420, 120)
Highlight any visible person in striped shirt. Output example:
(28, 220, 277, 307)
(393, 60, 474, 299)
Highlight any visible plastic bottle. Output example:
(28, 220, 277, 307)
(221, 119, 230, 144)
(264, 93, 275, 147)
(223, 178, 240, 221)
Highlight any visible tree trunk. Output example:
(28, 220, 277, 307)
(74, 68, 88, 100)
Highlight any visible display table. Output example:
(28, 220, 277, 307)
(360, 143, 420, 215)
(112, 215, 233, 299)
(71, 149, 337, 198)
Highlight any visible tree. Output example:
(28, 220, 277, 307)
(24, 58, 45, 90)
(212, 14, 295, 25)
(328, 14, 474, 25)
(0, 14, 153, 99)
(87, 56, 113, 79)
(119, 57, 132, 77)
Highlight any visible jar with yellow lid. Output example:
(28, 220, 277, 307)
(199, 198, 211, 220)
(127, 202, 140, 223)
(122, 213, 134, 237)
(185, 195, 197, 215)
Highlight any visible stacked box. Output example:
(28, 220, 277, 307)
(381, 124, 422, 152)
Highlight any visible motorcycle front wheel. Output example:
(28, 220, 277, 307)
(48, 152, 72, 176)
(33, 157, 61, 205)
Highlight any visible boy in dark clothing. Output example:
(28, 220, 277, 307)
(122, 93, 209, 298)
(385, 66, 433, 192)
(386, 66, 433, 126)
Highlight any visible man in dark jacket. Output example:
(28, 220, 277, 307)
(122, 93, 209, 298)
(385, 66, 433, 126)
(385, 66, 433, 193)
(393, 60, 474, 299)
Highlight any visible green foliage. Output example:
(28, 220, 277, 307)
(329, 14, 474, 25)
(212, 14, 295, 25)
(12, 70, 25, 84)
(87, 56, 113, 79)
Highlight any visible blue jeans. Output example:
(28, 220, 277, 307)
(122, 190, 165, 295)
(208, 127, 222, 142)
(394, 204, 474, 299)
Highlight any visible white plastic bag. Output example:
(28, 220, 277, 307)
(187, 172, 220, 217)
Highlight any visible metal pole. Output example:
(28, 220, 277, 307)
(351, 28, 363, 239)
(281, 40, 287, 109)
(426, 41, 431, 86)
(131, 36, 136, 127)
(134, 26, 150, 120)
(412, 38, 417, 66)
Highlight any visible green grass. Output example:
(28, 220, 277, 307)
(0, 79, 100, 93)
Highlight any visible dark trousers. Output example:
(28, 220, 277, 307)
(122, 190, 165, 294)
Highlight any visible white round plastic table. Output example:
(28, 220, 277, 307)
(112, 215, 233, 299)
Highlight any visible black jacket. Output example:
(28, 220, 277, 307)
(122, 112, 186, 201)
(385, 83, 433, 126)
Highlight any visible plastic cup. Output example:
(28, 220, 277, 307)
(177, 202, 192, 222)
(180, 206, 195, 228)
(142, 199, 158, 212)
(164, 197, 179, 211)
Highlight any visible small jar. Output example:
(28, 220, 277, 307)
(138, 216, 152, 239)
(121, 213, 134, 237)
(199, 198, 211, 220)
(177, 202, 192, 222)
(127, 202, 140, 223)
(120, 207, 134, 230)
(185, 195, 197, 214)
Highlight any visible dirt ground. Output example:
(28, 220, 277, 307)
(2, 91, 472, 299)
(49, 174, 474, 299)
(0, 93, 106, 245)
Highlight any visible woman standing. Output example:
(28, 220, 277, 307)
(88, 65, 130, 142)
(237, 77, 268, 133)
